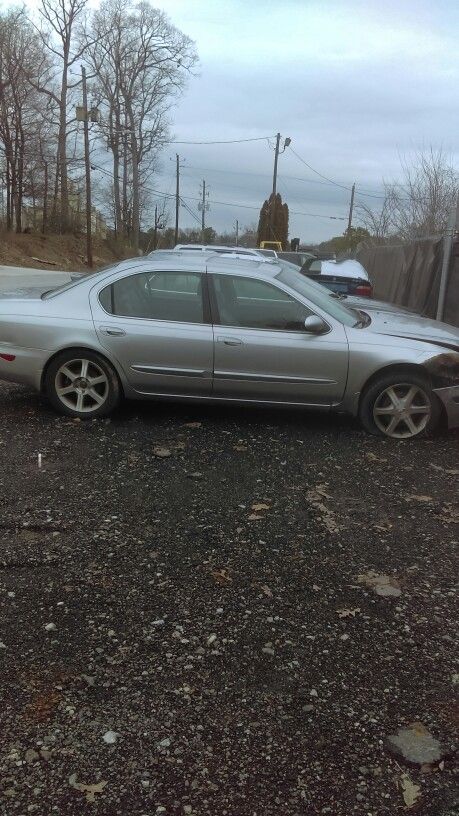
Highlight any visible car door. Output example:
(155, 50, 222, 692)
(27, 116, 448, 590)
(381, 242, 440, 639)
(90, 268, 213, 396)
(209, 272, 348, 405)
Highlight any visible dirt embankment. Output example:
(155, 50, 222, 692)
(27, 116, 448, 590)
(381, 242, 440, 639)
(0, 231, 135, 272)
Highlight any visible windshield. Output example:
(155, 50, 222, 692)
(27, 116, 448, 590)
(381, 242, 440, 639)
(41, 262, 121, 299)
(276, 263, 360, 327)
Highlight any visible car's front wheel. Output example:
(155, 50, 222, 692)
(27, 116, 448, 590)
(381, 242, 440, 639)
(359, 371, 441, 439)
(45, 350, 120, 418)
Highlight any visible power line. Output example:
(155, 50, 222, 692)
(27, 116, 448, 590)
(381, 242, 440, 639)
(286, 146, 444, 205)
(89, 162, 347, 222)
(149, 186, 346, 220)
(287, 146, 390, 200)
(180, 197, 201, 225)
(177, 162, 391, 199)
(288, 146, 352, 192)
(169, 135, 273, 145)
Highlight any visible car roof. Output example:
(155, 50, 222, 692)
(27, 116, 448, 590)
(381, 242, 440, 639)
(172, 244, 258, 254)
(205, 256, 280, 278)
(149, 248, 272, 263)
(122, 253, 280, 278)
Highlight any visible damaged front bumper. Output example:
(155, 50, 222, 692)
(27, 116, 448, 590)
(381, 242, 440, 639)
(433, 385, 459, 429)
(423, 352, 459, 428)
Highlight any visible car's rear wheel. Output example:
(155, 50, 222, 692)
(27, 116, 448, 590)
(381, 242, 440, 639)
(45, 350, 120, 418)
(359, 371, 441, 439)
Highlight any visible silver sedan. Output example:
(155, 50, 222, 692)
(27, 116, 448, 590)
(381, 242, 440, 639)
(0, 254, 458, 439)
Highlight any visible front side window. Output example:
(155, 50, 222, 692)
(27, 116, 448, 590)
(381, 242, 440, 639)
(212, 274, 313, 331)
(99, 271, 204, 324)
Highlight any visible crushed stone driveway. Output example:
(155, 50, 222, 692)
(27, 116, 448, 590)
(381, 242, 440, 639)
(0, 383, 458, 816)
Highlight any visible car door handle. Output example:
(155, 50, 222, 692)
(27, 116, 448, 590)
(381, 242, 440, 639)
(99, 325, 126, 337)
(217, 336, 243, 346)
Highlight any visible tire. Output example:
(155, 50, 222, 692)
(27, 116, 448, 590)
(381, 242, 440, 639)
(359, 371, 441, 439)
(45, 349, 120, 419)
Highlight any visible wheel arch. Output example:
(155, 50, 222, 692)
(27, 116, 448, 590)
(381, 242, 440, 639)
(358, 362, 431, 409)
(40, 344, 125, 395)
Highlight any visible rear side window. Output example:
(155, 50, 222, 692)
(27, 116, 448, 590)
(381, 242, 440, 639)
(99, 271, 204, 324)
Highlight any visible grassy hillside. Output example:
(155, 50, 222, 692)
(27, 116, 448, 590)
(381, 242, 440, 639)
(0, 231, 136, 271)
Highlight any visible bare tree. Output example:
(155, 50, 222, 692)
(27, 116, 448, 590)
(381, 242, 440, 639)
(86, 0, 198, 250)
(386, 148, 457, 240)
(31, 0, 91, 232)
(0, 9, 50, 232)
(355, 196, 393, 244)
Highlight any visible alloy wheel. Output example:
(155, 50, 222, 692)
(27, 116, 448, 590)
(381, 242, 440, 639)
(373, 383, 431, 439)
(55, 358, 109, 414)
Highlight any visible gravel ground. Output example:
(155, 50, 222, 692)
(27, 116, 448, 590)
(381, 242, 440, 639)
(0, 383, 458, 816)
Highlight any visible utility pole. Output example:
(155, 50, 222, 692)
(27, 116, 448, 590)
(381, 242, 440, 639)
(81, 66, 93, 268)
(198, 180, 209, 242)
(235, 219, 239, 246)
(436, 193, 459, 321)
(270, 132, 281, 240)
(154, 204, 158, 250)
(201, 179, 206, 237)
(272, 132, 281, 201)
(269, 133, 291, 242)
(347, 183, 355, 235)
(175, 153, 180, 245)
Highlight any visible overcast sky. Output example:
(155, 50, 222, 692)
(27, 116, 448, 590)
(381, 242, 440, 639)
(22, 0, 459, 241)
(150, 0, 459, 242)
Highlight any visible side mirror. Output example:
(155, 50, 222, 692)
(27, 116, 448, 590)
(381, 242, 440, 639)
(304, 315, 328, 334)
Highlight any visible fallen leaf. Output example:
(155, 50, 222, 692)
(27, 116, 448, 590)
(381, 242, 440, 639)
(251, 503, 270, 511)
(210, 569, 232, 585)
(306, 487, 340, 533)
(405, 494, 433, 503)
(357, 570, 402, 597)
(153, 447, 171, 458)
(314, 483, 332, 499)
(261, 585, 273, 597)
(366, 452, 387, 463)
(336, 607, 361, 618)
(69, 774, 107, 803)
(372, 517, 393, 531)
(400, 773, 421, 809)
(248, 513, 262, 521)
(234, 445, 247, 452)
(420, 763, 434, 774)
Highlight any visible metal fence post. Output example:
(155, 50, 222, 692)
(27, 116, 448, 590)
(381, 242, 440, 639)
(436, 195, 459, 321)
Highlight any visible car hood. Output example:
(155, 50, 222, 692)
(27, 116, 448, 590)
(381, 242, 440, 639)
(363, 310, 459, 350)
(344, 295, 413, 314)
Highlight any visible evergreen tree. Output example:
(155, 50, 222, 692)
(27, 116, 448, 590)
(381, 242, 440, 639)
(257, 193, 289, 248)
